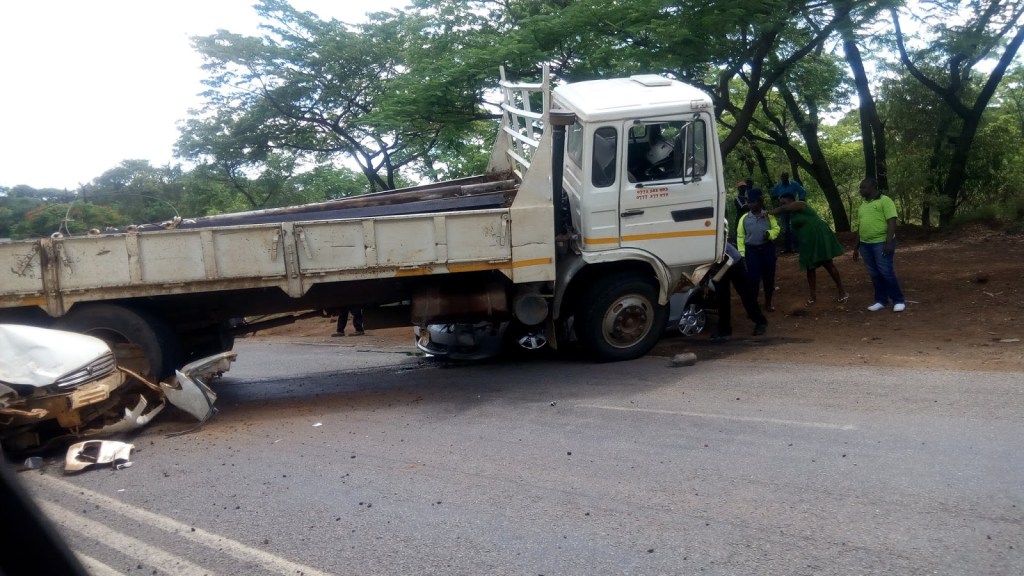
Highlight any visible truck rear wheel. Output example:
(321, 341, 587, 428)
(575, 274, 667, 362)
(180, 320, 236, 363)
(53, 303, 180, 379)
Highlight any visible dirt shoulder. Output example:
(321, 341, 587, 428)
(248, 225, 1024, 373)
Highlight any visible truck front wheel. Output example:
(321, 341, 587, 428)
(575, 274, 667, 362)
(53, 303, 181, 379)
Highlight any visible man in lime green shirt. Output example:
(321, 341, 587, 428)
(852, 177, 906, 312)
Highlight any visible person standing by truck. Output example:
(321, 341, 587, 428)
(770, 192, 848, 305)
(852, 177, 906, 312)
(726, 180, 750, 245)
(736, 189, 780, 312)
(333, 308, 365, 337)
(770, 172, 806, 253)
(710, 243, 768, 341)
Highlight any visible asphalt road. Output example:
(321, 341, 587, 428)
(15, 340, 1024, 576)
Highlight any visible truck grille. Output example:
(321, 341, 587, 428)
(54, 351, 117, 389)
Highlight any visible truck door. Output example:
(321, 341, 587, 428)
(619, 115, 719, 267)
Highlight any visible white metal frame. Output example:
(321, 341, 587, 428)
(497, 65, 550, 179)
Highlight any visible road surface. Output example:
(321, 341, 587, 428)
(16, 339, 1024, 575)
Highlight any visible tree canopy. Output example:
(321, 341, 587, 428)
(3, 0, 1023, 240)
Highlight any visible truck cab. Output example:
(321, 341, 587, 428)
(555, 74, 723, 276)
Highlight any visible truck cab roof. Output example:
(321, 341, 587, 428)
(553, 75, 714, 123)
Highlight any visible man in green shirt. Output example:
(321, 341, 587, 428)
(852, 178, 906, 312)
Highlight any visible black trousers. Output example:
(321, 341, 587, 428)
(744, 242, 777, 305)
(715, 259, 767, 336)
(337, 308, 364, 332)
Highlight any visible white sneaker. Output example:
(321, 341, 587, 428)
(867, 302, 885, 312)
(893, 303, 906, 312)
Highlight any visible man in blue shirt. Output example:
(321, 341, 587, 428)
(770, 171, 806, 253)
(736, 189, 781, 311)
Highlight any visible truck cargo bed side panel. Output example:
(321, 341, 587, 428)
(294, 211, 512, 278)
(1, 242, 44, 296)
(55, 225, 287, 292)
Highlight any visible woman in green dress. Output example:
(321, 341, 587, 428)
(770, 192, 849, 305)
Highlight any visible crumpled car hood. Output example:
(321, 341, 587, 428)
(0, 324, 111, 388)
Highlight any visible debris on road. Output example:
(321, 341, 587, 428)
(671, 353, 698, 367)
(64, 440, 135, 473)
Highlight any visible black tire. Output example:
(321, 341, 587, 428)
(575, 274, 668, 362)
(54, 303, 181, 379)
(180, 320, 236, 363)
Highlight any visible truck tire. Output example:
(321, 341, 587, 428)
(53, 303, 180, 379)
(181, 320, 236, 363)
(575, 274, 667, 362)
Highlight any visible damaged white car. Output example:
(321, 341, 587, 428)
(0, 324, 232, 453)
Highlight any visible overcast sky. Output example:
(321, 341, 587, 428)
(0, 1, 409, 190)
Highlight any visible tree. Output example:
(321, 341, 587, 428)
(0, 186, 74, 238)
(79, 160, 186, 225)
(837, 0, 897, 195)
(68, 0, 1013, 233)
(748, 51, 855, 231)
(10, 203, 128, 240)
(892, 0, 1024, 225)
(291, 165, 379, 200)
(182, 0, 473, 193)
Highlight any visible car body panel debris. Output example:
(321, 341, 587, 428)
(162, 352, 233, 423)
(64, 440, 135, 473)
(0, 324, 233, 453)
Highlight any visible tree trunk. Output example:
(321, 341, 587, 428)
(840, 12, 889, 193)
(751, 142, 772, 190)
(777, 86, 851, 231)
(923, 107, 955, 228)
(938, 117, 983, 226)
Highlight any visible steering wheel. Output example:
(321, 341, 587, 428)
(644, 164, 672, 180)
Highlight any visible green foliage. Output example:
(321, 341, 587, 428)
(0, 195, 44, 238)
(413, 120, 495, 181)
(292, 165, 375, 200)
(176, 167, 253, 217)
(10, 203, 129, 240)
(950, 204, 999, 227)
(180, 0, 491, 194)
(5, 0, 1024, 231)
(79, 160, 186, 224)
(1006, 197, 1024, 234)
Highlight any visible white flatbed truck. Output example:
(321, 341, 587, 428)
(0, 68, 726, 375)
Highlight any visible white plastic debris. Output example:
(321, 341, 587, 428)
(64, 440, 135, 473)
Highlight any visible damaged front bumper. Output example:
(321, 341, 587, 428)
(1, 352, 235, 452)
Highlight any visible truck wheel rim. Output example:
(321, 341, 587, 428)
(601, 295, 652, 349)
(678, 304, 706, 336)
(517, 331, 548, 350)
